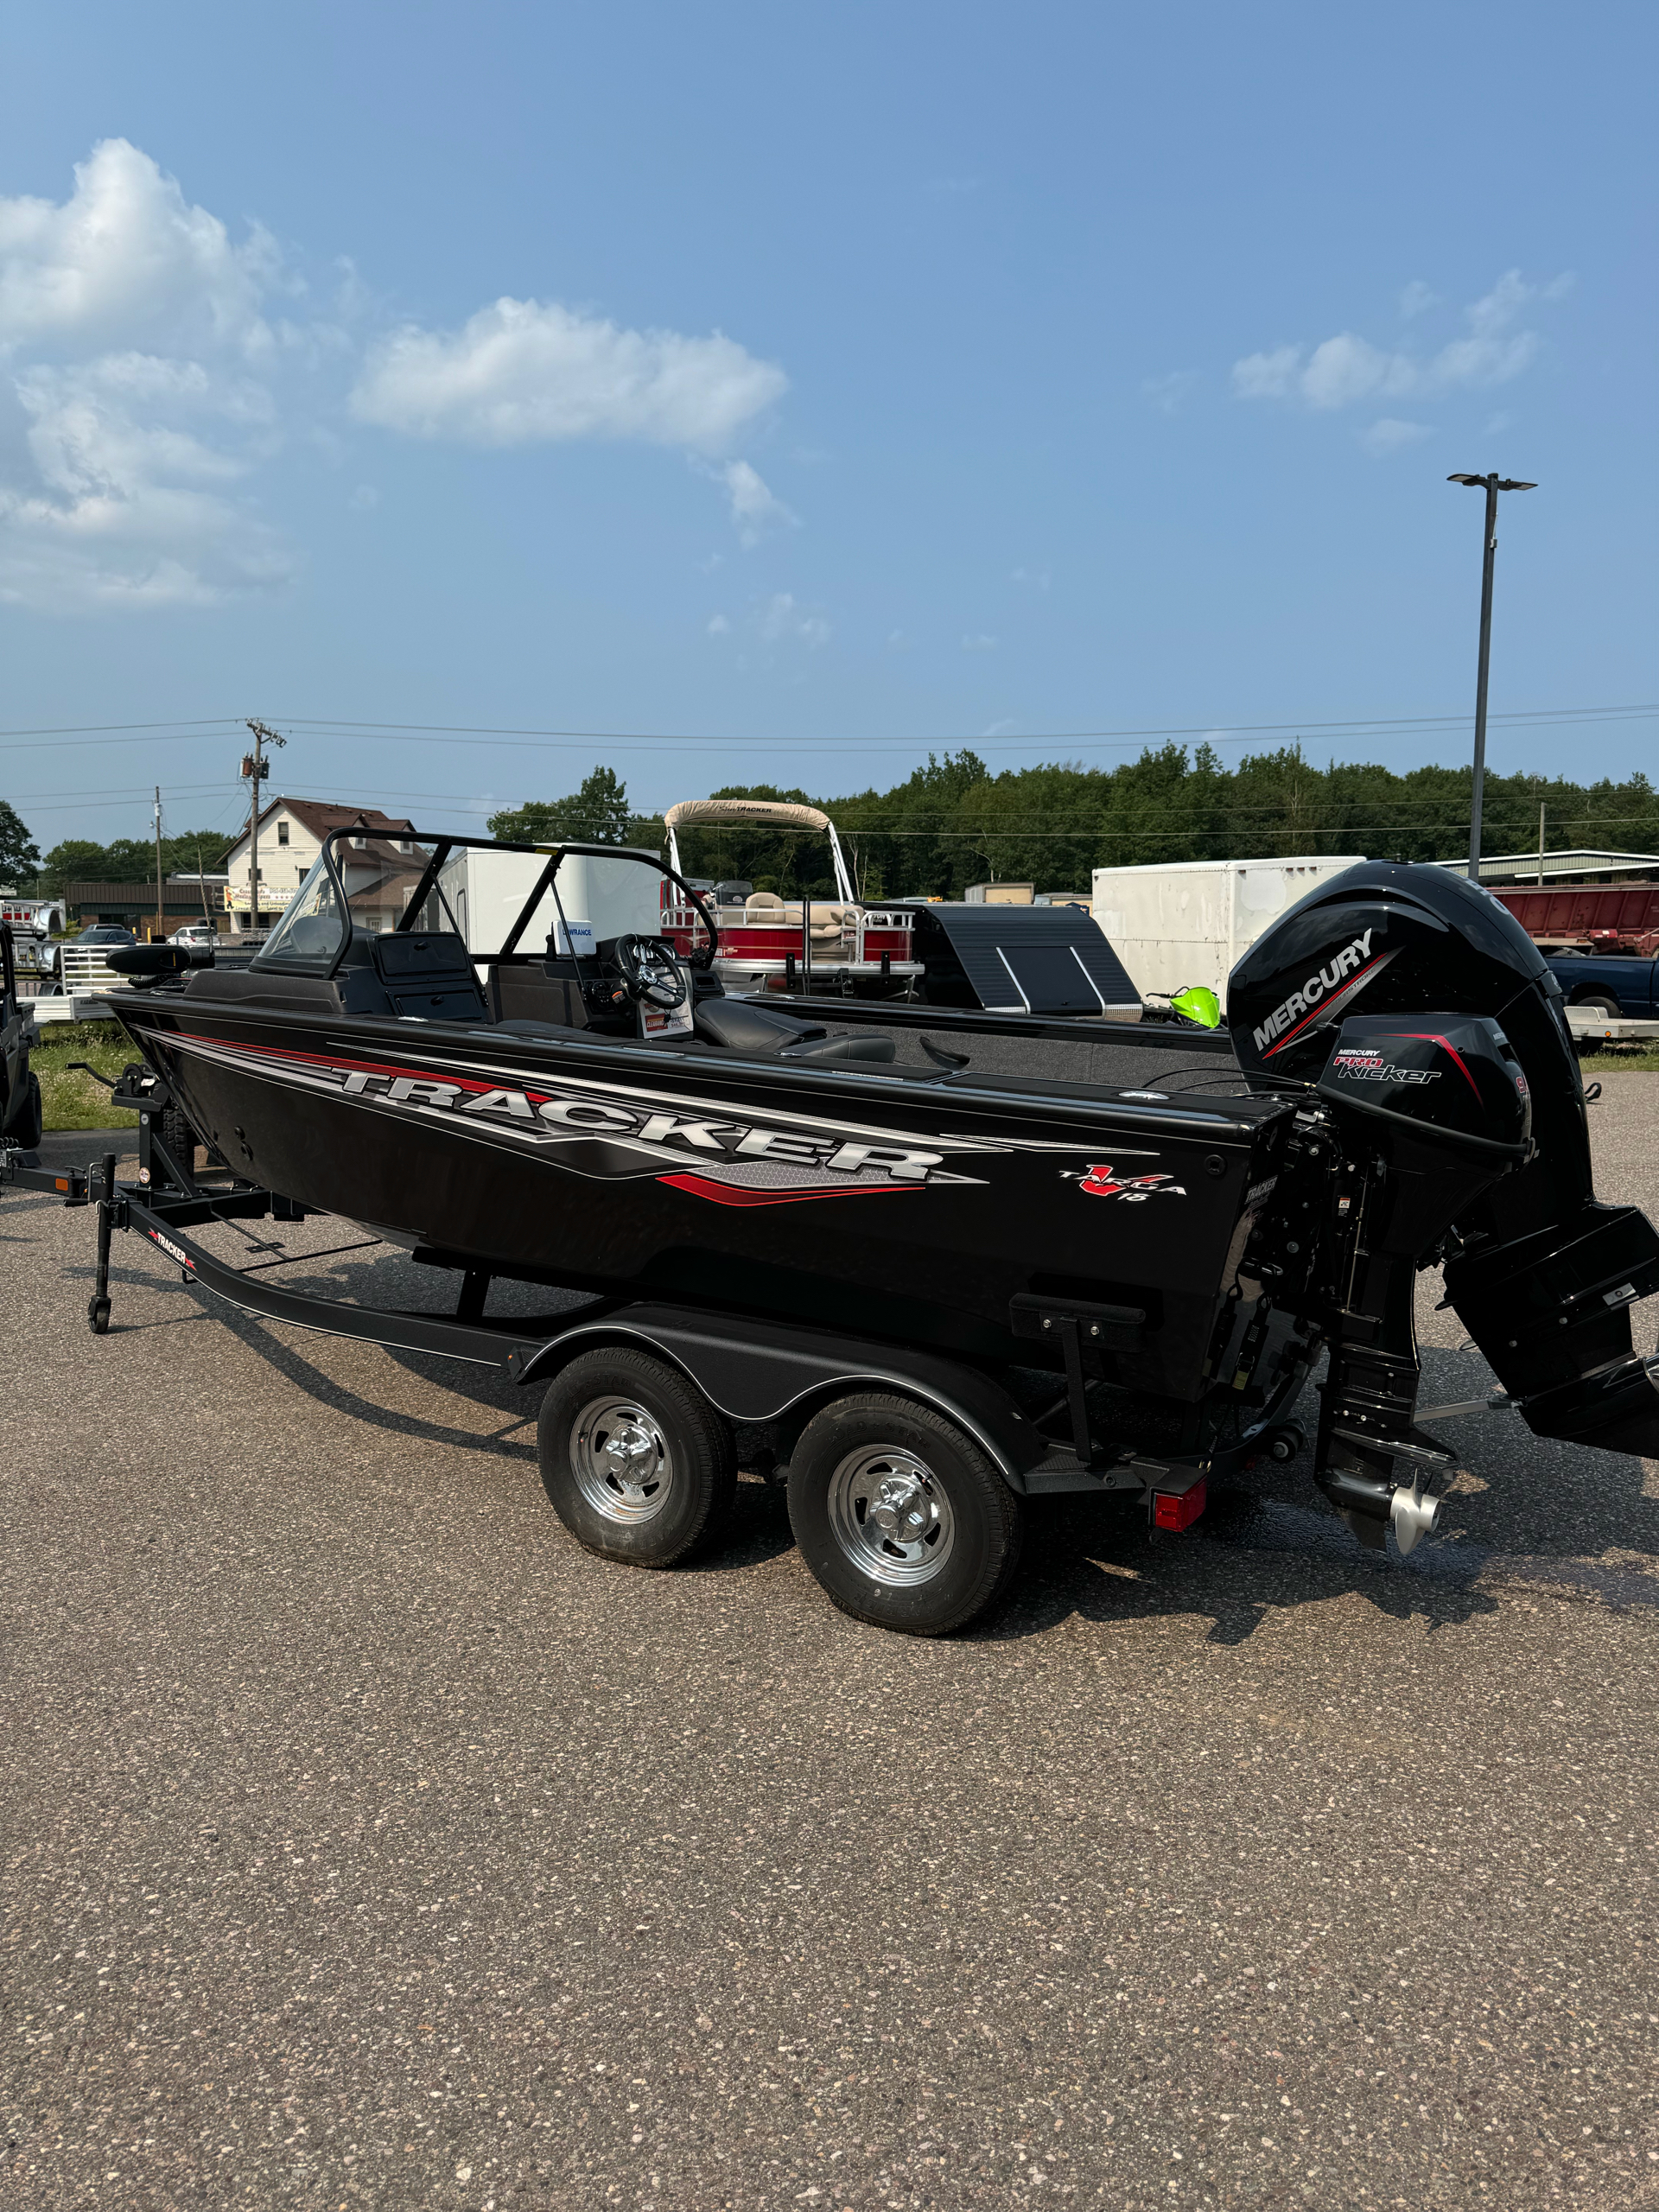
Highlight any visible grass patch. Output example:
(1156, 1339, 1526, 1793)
(30, 1018, 140, 1131)
(1575, 1045, 1659, 1075)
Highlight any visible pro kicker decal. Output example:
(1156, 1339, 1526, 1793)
(1328, 1045, 1440, 1087)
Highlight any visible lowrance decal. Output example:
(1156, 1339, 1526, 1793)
(1254, 931, 1395, 1058)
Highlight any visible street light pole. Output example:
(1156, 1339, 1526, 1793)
(1448, 471, 1536, 883)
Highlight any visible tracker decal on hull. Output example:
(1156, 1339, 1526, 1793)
(157, 1028, 1159, 1203)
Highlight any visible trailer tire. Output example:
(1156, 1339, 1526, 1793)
(537, 1347, 736, 1569)
(786, 1394, 1024, 1637)
(156, 1104, 196, 1180)
(5, 1071, 42, 1149)
(1573, 995, 1620, 1018)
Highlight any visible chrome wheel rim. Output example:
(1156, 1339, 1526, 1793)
(825, 1446, 957, 1586)
(569, 1396, 675, 1525)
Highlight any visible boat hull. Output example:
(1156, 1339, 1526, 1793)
(115, 996, 1292, 1396)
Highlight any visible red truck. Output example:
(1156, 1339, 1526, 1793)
(1493, 881, 1659, 958)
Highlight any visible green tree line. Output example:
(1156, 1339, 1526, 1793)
(488, 750, 1659, 901)
(1, 823, 238, 897)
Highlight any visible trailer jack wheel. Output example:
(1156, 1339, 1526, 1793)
(1264, 1422, 1306, 1465)
(87, 1295, 111, 1335)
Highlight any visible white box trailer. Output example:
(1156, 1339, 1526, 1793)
(435, 845, 664, 958)
(1090, 856, 1367, 1005)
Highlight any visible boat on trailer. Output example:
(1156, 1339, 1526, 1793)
(660, 798, 923, 997)
(7, 835, 1658, 1637)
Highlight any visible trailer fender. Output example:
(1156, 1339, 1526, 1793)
(510, 1304, 1052, 1493)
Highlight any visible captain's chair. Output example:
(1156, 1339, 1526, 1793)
(691, 995, 895, 1064)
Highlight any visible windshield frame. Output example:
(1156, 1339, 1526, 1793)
(251, 830, 721, 978)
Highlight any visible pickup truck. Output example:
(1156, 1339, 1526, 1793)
(1545, 949, 1659, 1020)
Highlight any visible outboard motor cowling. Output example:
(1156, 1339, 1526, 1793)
(1227, 861, 1659, 1543)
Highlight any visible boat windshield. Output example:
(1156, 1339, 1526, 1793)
(257, 851, 348, 967)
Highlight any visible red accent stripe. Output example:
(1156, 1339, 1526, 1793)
(656, 1172, 918, 1208)
(175, 1031, 548, 1101)
(1261, 954, 1387, 1059)
(1394, 1033, 1483, 1098)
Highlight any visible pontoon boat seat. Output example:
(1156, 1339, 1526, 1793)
(690, 995, 895, 1063)
(744, 892, 787, 918)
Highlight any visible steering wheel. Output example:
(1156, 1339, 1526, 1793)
(612, 934, 688, 1011)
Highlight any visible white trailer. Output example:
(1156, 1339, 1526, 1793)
(1090, 856, 1367, 1005)
(435, 845, 664, 959)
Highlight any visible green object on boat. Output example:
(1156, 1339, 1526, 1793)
(1169, 984, 1222, 1029)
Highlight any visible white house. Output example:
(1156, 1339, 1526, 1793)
(219, 799, 420, 933)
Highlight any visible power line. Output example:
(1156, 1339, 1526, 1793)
(1, 701, 1656, 756)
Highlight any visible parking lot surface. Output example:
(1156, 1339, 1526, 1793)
(4, 1077, 1659, 2209)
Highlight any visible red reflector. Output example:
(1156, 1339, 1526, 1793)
(1154, 1478, 1207, 1531)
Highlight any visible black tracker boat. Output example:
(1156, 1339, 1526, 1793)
(10, 833, 1658, 1636)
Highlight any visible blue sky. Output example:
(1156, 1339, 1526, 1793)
(0, 1, 1653, 855)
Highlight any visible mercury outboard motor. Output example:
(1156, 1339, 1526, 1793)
(1227, 861, 1659, 1548)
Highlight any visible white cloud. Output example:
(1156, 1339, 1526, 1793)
(0, 353, 291, 609)
(0, 138, 794, 607)
(699, 456, 796, 546)
(1231, 344, 1302, 400)
(0, 138, 281, 359)
(348, 482, 379, 511)
(1360, 417, 1433, 458)
(1141, 370, 1198, 415)
(961, 632, 998, 652)
(0, 143, 296, 609)
(757, 591, 829, 648)
(1233, 271, 1567, 414)
(1009, 565, 1051, 591)
(706, 613, 730, 634)
(351, 297, 785, 452)
(1398, 279, 1439, 320)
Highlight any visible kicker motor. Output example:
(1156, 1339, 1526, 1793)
(1228, 861, 1659, 1547)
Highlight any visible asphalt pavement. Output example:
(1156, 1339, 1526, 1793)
(4, 1077, 1659, 2209)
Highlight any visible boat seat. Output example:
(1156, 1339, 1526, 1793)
(691, 996, 896, 1063)
(369, 931, 488, 1022)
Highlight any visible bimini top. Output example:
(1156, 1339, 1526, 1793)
(663, 798, 832, 834)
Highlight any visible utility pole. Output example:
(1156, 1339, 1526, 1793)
(242, 720, 287, 936)
(153, 785, 164, 942)
(1447, 472, 1536, 882)
(1537, 798, 1546, 887)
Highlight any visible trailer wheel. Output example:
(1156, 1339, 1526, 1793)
(5, 1071, 42, 1150)
(156, 1104, 197, 1180)
(786, 1394, 1023, 1637)
(1573, 995, 1620, 1018)
(537, 1348, 736, 1569)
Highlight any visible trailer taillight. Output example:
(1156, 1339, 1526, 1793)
(1153, 1479, 1207, 1531)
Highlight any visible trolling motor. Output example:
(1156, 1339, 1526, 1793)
(1227, 862, 1659, 1550)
